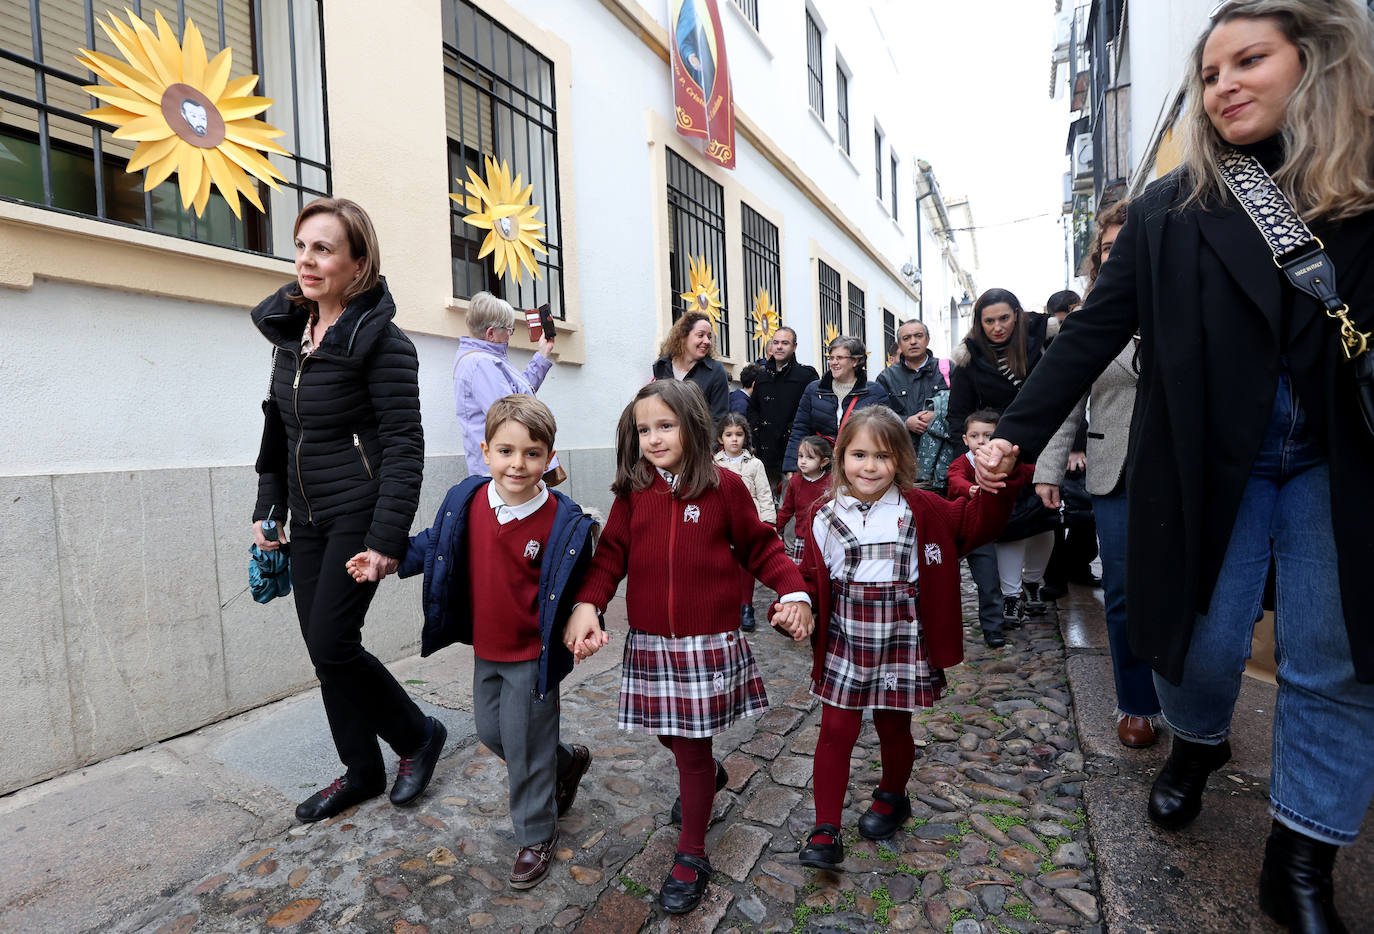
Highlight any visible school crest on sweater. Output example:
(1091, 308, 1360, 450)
(923, 543, 942, 566)
(683, 505, 701, 524)
(524, 540, 541, 560)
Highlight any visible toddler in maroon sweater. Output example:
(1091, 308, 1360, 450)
(776, 434, 833, 564)
(567, 380, 813, 916)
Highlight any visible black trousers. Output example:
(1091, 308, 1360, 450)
(290, 515, 427, 784)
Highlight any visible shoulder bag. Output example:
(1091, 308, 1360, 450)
(1217, 149, 1374, 436)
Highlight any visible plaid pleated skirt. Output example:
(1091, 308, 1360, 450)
(618, 628, 770, 738)
(812, 578, 947, 711)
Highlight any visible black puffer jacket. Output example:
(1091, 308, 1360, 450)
(252, 278, 424, 559)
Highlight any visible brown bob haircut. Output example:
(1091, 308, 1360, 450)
(830, 406, 919, 494)
(484, 394, 557, 451)
(612, 380, 719, 500)
(290, 197, 382, 313)
(657, 311, 715, 362)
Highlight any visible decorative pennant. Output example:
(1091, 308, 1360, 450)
(679, 255, 723, 325)
(76, 9, 289, 218)
(669, 0, 736, 169)
(751, 288, 780, 344)
(452, 155, 548, 282)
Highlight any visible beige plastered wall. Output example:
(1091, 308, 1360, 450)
(0, 0, 586, 363)
(645, 110, 787, 378)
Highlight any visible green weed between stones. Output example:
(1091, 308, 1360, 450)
(988, 814, 1027, 831)
(791, 890, 856, 934)
(876, 846, 898, 863)
(618, 874, 649, 898)
(1006, 901, 1036, 921)
(872, 885, 894, 924)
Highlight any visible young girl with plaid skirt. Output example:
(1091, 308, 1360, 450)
(567, 380, 814, 914)
(776, 434, 833, 565)
(796, 407, 1026, 870)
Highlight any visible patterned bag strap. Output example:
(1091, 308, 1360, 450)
(1217, 149, 1372, 361)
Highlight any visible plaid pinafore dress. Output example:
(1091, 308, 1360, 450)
(811, 499, 947, 711)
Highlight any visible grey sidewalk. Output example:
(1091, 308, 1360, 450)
(1056, 585, 1374, 934)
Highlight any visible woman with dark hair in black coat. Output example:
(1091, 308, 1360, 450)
(252, 198, 444, 824)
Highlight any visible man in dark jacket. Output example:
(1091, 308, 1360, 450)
(747, 328, 819, 489)
(876, 320, 950, 446)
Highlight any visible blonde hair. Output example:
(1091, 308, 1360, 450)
(1179, 0, 1374, 221)
(830, 406, 918, 495)
(291, 198, 381, 311)
(465, 291, 517, 335)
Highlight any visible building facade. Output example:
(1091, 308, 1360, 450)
(0, 0, 970, 792)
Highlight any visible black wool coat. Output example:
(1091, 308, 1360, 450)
(995, 171, 1374, 685)
(252, 278, 425, 560)
(651, 355, 730, 423)
(747, 356, 820, 475)
(946, 313, 1053, 432)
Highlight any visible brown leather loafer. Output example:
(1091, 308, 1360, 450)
(1117, 715, 1158, 749)
(510, 831, 558, 889)
(555, 745, 592, 817)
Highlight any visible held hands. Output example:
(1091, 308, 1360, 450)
(1036, 483, 1062, 510)
(769, 601, 815, 642)
(974, 439, 1020, 492)
(565, 604, 609, 663)
(344, 549, 399, 583)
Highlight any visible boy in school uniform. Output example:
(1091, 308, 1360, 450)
(372, 394, 602, 890)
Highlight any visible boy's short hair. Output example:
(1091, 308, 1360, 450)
(485, 394, 557, 450)
(739, 363, 761, 389)
(965, 409, 1000, 431)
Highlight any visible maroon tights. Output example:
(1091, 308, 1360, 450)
(659, 735, 715, 880)
(811, 704, 915, 842)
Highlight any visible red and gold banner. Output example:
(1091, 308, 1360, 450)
(669, 0, 735, 169)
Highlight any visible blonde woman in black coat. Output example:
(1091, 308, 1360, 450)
(979, 3, 1374, 930)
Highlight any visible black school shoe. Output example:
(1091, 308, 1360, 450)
(391, 717, 448, 806)
(669, 759, 729, 824)
(556, 744, 592, 816)
(659, 853, 712, 914)
(295, 774, 385, 823)
(798, 823, 845, 870)
(857, 789, 912, 841)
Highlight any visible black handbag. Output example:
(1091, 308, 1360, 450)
(1218, 149, 1374, 436)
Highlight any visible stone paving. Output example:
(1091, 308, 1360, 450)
(123, 577, 1103, 934)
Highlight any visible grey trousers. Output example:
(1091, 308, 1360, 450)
(965, 543, 1003, 637)
(473, 656, 574, 845)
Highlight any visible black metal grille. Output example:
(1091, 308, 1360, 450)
(890, 153, 898, 219)
(836, 66, 849, 154)
(0, 0, 330, 257)
(874, 126, 883, 200)
(882, 308, 896, 357)
(817, 258, 842, 363)
(847, 281, 865, 342)
(805, 10, 823, 117)
(741, 202, 779, 363)
(667, 147, 729, 357)
(733, 0, 758, 29)
(445, 0, 565, 318)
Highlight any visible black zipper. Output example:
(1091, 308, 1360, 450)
(292, 357, 313, 522)
(353, 433, 374, 479)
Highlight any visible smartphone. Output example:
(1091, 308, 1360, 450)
(525, 304, 556, 342)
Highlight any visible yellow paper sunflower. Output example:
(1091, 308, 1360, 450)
(76, 9, 288, 218)
(825, 321, 840, 347)
(452, 155, 548, 282)
(751, 289, 780, 344)
(680, 255, 723, 325)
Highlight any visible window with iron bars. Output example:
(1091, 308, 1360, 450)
(805, 9, 823, 117)
(667, 147, 729, 357)
(0, 0, 329, 258)
(732, 0, 758, 30)
(444, 0, 565, 318)
(882, 308, 896, 359)
(836, 65, 849, 155)
(741, 202, 779, 363)
(817, 258, 842, 363)
(890, 152, 898, 219)
(847, 281, 865, 343)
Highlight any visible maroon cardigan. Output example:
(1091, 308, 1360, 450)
(799, 470, 1029, 680)
(576, 467, 805, 636)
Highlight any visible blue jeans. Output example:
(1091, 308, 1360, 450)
(1091, 489, 1161, 718)
(1154, 371, 1374, 844)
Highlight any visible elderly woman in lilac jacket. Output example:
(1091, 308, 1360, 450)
(453, 291, 556, 476)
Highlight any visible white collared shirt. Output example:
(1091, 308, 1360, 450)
(486, 478, 549, 525)
(811, 484, 919, 583)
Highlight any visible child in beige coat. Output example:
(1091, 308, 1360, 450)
(714, 413, 776, 631)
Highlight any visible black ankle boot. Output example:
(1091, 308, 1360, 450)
(1147, 736, 1231, 830)
(1259, 820, 1349, 934)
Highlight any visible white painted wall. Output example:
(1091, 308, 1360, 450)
(1127, 0, 1213, 171)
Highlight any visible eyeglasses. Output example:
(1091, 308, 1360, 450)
(491, 325, 517, 335)
(827, 354, 854, 362)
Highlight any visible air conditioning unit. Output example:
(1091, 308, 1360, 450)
(1072, 134, 1094, 182)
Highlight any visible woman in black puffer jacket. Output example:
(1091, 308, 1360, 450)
(252, 198, 444, 824)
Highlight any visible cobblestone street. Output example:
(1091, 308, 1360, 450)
(122, 574, 1104, 934)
